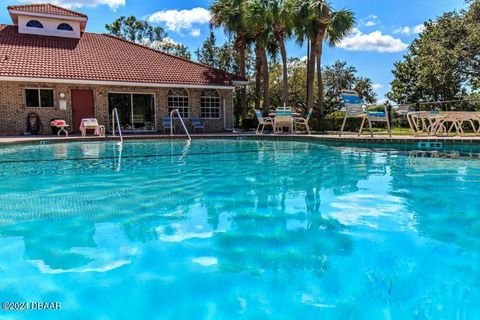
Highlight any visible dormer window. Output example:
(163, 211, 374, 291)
(57, 23, 73, 31)
(8, 4, 87, 39)
(26, 20, 43, 28)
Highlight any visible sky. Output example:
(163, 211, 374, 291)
(0, 0, 469, 100)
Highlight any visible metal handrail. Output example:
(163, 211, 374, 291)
(111, 108, 123, 144)
(170, 109, 192, 141)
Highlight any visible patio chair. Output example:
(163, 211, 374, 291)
(255, 110, 273, 134)
(162, 117, 174, 134)
(80, 118, 105, 137)
(273, 108, 294, 134)
(51, 119, 69, 137)
(294, 108, 313, 134)
(339, 90, 391, 137)
(191, 117, 206, 133)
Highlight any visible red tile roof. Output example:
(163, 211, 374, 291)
(7, 3, 87, 18)
(0, 25, 245, 87)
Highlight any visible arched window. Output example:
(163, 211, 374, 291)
(26, 20, 44, 28)
(168, 88, 189, 118)
(200, 89, 221, 119)
(57, 23, 74, 31)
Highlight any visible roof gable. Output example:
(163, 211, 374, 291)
(7, 4, 87, 18)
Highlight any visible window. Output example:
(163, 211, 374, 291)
(26, 20, 44, 28)
(25, 89, 54, 108)
(200, 89, 221, 119)
(168, 88, 189, 118)
(108, 93, 155, 131)
(57, 23, 73, 31)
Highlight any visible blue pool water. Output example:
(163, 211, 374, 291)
(0, 139, 480, 319)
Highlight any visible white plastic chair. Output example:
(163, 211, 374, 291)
(339, 90, 391, 137)
(255, 110, 273, 134)
(273, 107, 294, 134)
(294, 108, 313, 134)
(80, 118, 105, 137)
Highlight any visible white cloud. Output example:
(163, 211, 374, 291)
(372, 83, 383, 90)
(394, 24, 425, 35)
(338, 29, 408, 53)
(189, 28, 201, 37)
(148, 7, 210, 35)
(360, 14, 379, 27)
(18, 0, 125, 10)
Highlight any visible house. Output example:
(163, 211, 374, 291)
(0, 3, 247, 135)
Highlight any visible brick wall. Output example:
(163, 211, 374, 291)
(0, 81, 234, 135)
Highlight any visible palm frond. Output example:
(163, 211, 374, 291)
(326, 9, 355, 46)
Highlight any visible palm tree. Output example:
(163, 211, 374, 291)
(246, 0, 272, 113)
(318, 10, 355, 115)
(291, 0, 354, 114)
(211, 0, 249, 121)
(267, 0, 293, 108)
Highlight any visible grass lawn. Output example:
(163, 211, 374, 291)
(326, 127, 413, 136)
(326, 126, 480, 137)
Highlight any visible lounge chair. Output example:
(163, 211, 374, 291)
(51, 119, 69, 137)
(294, 108, 313, 134)
(407, 111, 443, 136)
(438, 112, 479, 136)
(339, 90, 391, 137)
(255, 110, 273, 134)
(273, 107, 294, 134)
(191, 117, 206, 133)
(80, 118, 105, 137)
(162, 117, 174, 134)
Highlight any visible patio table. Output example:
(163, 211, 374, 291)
(268, 112, 301, 117)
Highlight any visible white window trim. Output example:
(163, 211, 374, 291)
(107, 91, 157, 132)
(25, 88, 54, 108)
(168, 88, 190, 119)
(200, 89, 222, 120)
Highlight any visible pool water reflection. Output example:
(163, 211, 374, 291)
(0, 140, 479, 319)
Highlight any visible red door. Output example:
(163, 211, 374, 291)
(71, 89, 94, 133)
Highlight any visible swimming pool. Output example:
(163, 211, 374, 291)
(0, 139, 479, 319)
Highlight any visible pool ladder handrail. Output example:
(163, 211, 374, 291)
(170, 109, 192, 141)
(111, 108, 123, 144)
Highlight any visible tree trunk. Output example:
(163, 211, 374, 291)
(237, 42, 247, 127)
(261, 46, 270, 113)
(276, 32, 289, 108)
(254, 41, 262, 111)
(306, 41, 310, 105)
(306, 40, 316, 111)
(311, 28, 326, 113)
(316, 45, 324, 116)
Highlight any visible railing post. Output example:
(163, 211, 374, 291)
(170, 109, 191, 141)
(112, 108, 123, 144)
(112, 109, 116, 137)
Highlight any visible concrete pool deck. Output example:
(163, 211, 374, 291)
(2, 132, 480, 146)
